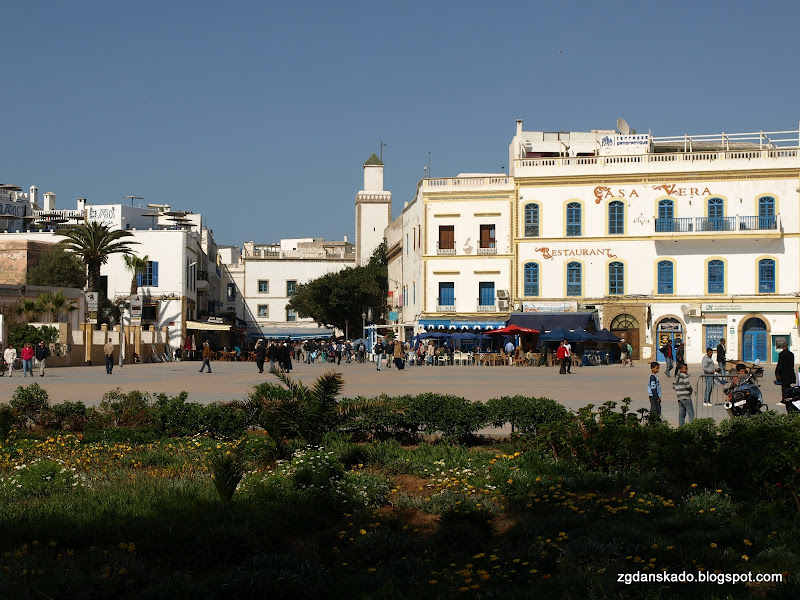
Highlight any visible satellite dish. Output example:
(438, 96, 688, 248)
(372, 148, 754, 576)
(680, 304, 689, 313)
(617, 118, 631, 136)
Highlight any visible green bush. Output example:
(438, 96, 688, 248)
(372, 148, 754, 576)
(0, 403, 15, 441)
(152, 392, 202, 436)
(716, 412, 800, 496)
(486, 395, 569, 435)
(199, 402, 247, 439)
(10, 383, 51, 429)
(339, 394, 417, 439)
(408, 393, 489, 443)
(7, 322, 58, 348)
(97, 388, 153, 428)
(51, 400, 90, 431)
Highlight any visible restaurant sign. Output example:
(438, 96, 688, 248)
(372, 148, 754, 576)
(535, 247, 617, 260)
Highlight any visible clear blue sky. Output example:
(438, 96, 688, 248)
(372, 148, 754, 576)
(3, 0, 799, 246)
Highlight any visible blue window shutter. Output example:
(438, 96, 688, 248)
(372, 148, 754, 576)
(136, 273, 142, 287)
(152, 261, 159, 287)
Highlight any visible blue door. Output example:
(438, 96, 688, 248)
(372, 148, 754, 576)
(655, 319, 683, 362)
(742, 318, 767, 362)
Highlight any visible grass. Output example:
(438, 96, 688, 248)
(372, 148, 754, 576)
(1, 430, 799, 599)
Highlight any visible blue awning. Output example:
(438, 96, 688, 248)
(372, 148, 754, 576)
(248, 328, 334, 340)
(507, 312, 595, 332)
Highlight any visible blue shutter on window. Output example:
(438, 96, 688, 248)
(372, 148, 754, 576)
(152, 261, 159, 287)
(136, 273, 142, 287)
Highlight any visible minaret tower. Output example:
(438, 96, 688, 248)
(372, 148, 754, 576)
(355, 153, 392, 266)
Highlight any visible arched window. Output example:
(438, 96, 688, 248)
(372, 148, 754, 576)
(566, 202, 581, 236)
(524, 204, 539, 237)
(608, 261, 624, 295)
(758, 196, 776, 230)
(524, 262, 539, 296)
(656, 199, 674, 232)
(758, 259, 775, 293)
(707, 197, 728, 231)
(566, 262, 581, 296)
(708, 260, 724, 294)
(608, 201, 624, 234)
(657, 260, 673, 294)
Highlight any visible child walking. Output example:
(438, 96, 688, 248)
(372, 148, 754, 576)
(647, 361, 662, 416)
(672, 363, 695, 426)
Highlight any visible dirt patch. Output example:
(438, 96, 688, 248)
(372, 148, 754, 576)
(391, 473, 436, 498)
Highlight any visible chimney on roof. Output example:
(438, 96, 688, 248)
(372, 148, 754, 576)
(516, 119, 523, 136)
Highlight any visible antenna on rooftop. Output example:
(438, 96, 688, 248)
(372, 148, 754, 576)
(380, 137, 387, 162)
(616, 118, 631, 136)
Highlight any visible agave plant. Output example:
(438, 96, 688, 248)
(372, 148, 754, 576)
(241, 370, 344, 457)
(209, 444, 246, 505)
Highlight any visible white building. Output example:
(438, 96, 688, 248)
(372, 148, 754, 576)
(0, 195, 225, 349)
(230, 238, 356, 340)
(386, 120, 800, 364)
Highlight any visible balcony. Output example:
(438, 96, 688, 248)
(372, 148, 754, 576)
(436, 242, 456, 256)
(477, 299, 497, 312)
(436, 298, 457, 312)
(654, 215, 781, 235)
(477, 246, 497, 255)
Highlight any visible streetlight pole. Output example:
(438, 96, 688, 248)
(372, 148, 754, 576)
(362, 312, 366, 341)
(345, 319, 349, 341)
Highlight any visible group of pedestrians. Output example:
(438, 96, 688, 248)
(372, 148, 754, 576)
(250, 339, 294, 374)
(2, 341, 51, 377)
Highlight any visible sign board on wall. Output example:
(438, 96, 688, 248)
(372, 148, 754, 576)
(702, 302, 798, 313)
(130, 294, 143, 324)
(85, 292, 99, 311)
(521, 301, 578, 313)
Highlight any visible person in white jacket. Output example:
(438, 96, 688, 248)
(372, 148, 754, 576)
(3, 344, 17, 377)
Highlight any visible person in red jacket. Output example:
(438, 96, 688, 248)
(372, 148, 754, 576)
(20, 342, 35, 377)
(557, 340, 569, 375)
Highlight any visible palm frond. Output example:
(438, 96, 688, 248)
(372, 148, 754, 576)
(310, 370, 344, 405)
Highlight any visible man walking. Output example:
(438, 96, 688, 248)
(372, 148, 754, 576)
(775, 342, 796, 399)
(254, 340, 266, 373)
(3, 343, 16, 377)
(557, 341, 568, 374)
(701, 347, 716, 406)
(374, 338, 385, 371)
(661, 339, 674, 377)
(104, 338, 115, 375)
(716, 338, 727, 374)
(199, 340, 213, 373)
(35, 340, 50, 377)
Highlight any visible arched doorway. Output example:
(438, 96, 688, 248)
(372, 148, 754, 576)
(742, 317, 768, 362)
(610, 313, 640, 360)
(655, 317, 684, 362)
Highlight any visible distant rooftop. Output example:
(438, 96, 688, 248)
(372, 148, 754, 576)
(364, 153, 383, 166)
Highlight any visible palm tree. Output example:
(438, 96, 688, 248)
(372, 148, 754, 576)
(16, 298, 45, 323)
(38, 290, 78, 322)
(58, 222, 138, 293)
(123, 254, 150, 295)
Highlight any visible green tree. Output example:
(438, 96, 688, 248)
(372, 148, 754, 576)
(26, 248, 86, 288)
(58, 222, 138, 293)
(287, 242, 388, 334)
(37, 291, 78, 322)
(123, 254, 150, 294)
(7, 322, 58, 347)
(15, 298, 45, 323)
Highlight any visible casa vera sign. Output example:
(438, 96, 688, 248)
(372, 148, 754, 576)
(593, 184, 716, 203)
(534, 247, 617, 260)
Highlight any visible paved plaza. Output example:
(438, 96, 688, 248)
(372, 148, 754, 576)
(2, 359, 777, 428)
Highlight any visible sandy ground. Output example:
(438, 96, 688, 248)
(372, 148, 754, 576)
(2, 357, 780, 428)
